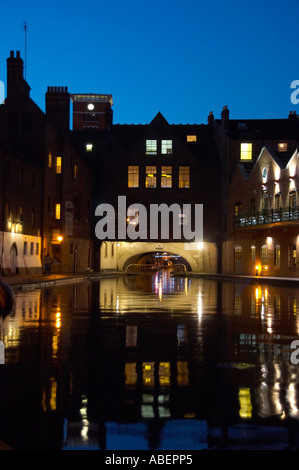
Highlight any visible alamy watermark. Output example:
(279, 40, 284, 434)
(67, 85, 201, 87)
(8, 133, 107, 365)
(290, 80, 299, 105)
(95, 196, 203, 247)
(290, 340, 299, 365)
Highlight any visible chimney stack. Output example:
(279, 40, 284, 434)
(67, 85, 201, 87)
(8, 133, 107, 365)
(221, 105, 229, 131)
(208, 111, 214, 125)
(46, 86, 70, 135)
(6, 50, 30, 99)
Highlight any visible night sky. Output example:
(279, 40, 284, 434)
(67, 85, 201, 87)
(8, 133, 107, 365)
(1, 0, 299, 125)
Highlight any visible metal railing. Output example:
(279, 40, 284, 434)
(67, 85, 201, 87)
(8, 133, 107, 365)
(126, 263, 187, 274)
(126, 263, 160, 274)
(235, 206, 299, 227)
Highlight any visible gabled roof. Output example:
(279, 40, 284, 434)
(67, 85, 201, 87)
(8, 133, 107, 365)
(71, 111, 221, 169)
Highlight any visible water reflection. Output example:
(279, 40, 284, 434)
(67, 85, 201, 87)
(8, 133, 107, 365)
(0, 273, 299, 449)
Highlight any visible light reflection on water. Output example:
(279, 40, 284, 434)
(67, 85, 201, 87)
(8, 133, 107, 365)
(0, 271, 299, 450)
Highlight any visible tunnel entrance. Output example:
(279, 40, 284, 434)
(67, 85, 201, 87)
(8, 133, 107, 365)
(124, 251, 191, 272)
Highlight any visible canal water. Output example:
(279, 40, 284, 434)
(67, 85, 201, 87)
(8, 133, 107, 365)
(1, 271, 299, 450)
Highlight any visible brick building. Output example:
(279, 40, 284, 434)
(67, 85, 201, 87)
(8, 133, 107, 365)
(2, 51, 299, 278)
(0, 51, 94, 274)
(216, 108, 299, 277)
(71, 109, 223, 272)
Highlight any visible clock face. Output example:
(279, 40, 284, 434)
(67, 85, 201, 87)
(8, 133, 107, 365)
(87, 103, 94, 110)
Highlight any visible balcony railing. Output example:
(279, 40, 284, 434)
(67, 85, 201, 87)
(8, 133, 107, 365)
(235, 206, 299, 227)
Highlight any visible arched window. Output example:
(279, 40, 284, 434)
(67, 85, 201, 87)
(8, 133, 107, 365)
(274, 193, 280, 212)
(274, 245, 280, 267)
(261, 245, 268, 267)
(234, 246, 242, 273)
(289, 243, 296, 267)
(250, 245, 256, 266)
(289, 191, 296, 212)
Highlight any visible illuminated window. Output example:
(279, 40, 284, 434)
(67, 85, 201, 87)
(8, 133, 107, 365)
(55, 203, 61, 220)
(274, 244, 280, 267)
(74, 163, 78, 179)
(86, 144, 93, 151)
(161, 140, 172, 154)
(240, 143, 252, 160)
(128, 166, 139, 188)
(146, 166, 157, 188)
(261, 245, 268, 267)
(179, 166, 190, 188)
(56, 156, 62, 174)
(146, 140, 157, 155)
(48, 152, 52, 168)
(187, 135, 197, 142)
(278, 143, 288, 152)
(234, 246, 242, 273)
(161, 166, 172, 188)
(250, 245, 256, 266)
(289, 243, 296, 267)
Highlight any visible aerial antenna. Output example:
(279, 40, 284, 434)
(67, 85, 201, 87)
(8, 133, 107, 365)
(24, 22, 27, 80)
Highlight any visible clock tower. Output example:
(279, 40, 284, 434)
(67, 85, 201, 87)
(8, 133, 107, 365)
(71, 93, 113, 131)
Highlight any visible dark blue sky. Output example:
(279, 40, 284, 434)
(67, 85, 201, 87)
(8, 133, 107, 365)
(1, 0, 299, 125)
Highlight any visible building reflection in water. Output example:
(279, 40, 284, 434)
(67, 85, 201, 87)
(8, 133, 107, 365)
(0, 274, 299, 449)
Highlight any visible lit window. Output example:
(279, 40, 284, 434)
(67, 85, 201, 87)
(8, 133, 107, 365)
(187, 135, 197, 142)
(240, 143, 252, 160)
(289, 243, 296, 267)
(161, 166, 172, 188)
(145, 166, 157, 188)
(74, 163, 78, 179)
(55, 203, 61, 220)
(56, 156, 62, 174)
(179, 166, 190, 188)
(86, 144, 93, 151)
(161, 140, 172, 154)
(261, 245, 268, 267)
(274, 245, 280, 267)
(48, 152, 52, 168)
(128, 166, 139, 188)
(278, 143, 288, 152)
(146, 140, 157, 155)
(234, 246, 242, 273)
(250, 245, 256, 266)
